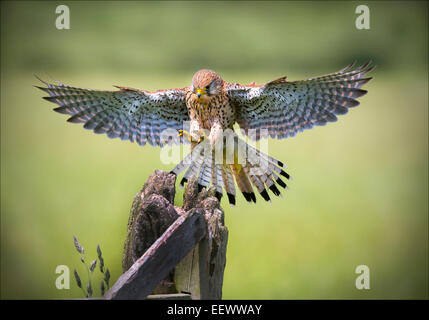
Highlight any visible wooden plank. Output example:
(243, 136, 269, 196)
(146, 293, 192, 300)
(174, 244, 201, 298)
(174, 207, 228, 299)
(104, 209, 206, 300)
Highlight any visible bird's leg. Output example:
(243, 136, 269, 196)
(189, 120, 202, 143)
(208, 122, 224, 151)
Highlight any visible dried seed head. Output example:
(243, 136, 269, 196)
(104, 269, 110, 287)
(97, 244, 102, 259)
(87, 281, 93, 297)
(89, 259, 97, 272)
(80, 256, 85, 264)
(73, 269, 82, 288)
(73, 236, 84, 254)
(99, 256, 104, 273)
(100, 280, 105, 296)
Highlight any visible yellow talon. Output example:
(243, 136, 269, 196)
(178, 129, 193, 142)
(178, 129, 206, 144)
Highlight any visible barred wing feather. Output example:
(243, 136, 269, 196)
(36, 78, 190, 146)
(227, 61, 374, 140)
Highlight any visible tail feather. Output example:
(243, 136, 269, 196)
(197, 146, 213, 190)
(240, 168, 256, 203)
(171, 147, 196, 177)
(230, 164, 255, 203)
(170, 136, 290, 205)
(176, 144, 205, 187)
(222, 165, 237, 206)
(211, 156, 224, 202)
(197, 161, 210, 190)
(262, 172, 282, 198)
(215, 164, 225, 199)
(244, 166, 272, 203)
(248, 144, 286, 168)
(269, 183, 281, 197)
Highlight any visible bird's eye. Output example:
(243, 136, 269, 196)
(205, 85, 211, 95)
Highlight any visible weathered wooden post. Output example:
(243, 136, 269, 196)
(104, 170, 228, 300)
(174, 178, 228, 300)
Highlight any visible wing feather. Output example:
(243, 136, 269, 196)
(36, 78, 190, 147)
(227, 62, 374, 140)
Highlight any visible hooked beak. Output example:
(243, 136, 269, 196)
(195, 88, 206, 98)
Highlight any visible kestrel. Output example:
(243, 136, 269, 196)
(36, 61, 373, 206)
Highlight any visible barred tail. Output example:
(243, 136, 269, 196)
(170, 138, 291, 206)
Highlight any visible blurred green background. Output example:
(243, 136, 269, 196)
(1, 1, 427, 299)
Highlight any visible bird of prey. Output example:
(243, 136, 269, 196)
(36, 61, 373, 206)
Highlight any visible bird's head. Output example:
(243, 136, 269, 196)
(191, 69, 223, 103)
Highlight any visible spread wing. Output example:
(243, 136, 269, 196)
(36, 77, 190, 146)
(227, 61, 374, 140)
